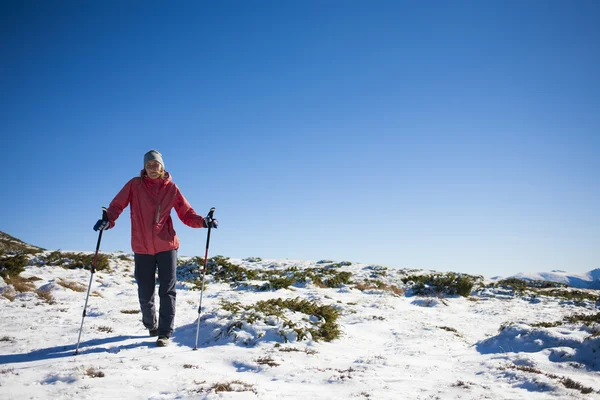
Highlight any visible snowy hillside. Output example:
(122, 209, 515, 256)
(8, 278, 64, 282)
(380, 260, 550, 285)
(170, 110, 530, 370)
(0, 231, 44, 254)
(0, 249, 599, 399)
(511, 269, 600, 290)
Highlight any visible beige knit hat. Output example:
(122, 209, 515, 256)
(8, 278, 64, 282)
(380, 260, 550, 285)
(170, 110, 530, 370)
(144, 150, 164, 169)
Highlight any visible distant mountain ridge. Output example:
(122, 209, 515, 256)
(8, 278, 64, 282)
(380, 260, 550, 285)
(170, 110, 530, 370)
(510, 269, 600, 290)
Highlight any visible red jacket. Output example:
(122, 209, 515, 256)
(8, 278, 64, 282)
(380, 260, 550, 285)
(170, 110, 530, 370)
(106, 172, 206, 255)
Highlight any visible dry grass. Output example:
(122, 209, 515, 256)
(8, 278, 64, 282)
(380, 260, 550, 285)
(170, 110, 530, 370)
(35, 289, 55, 304)
(120, 309, 140, 314)
(97, 326, 113, 333)
(183, 364, 199, 369)
(57, 278, 86, 292)
(85, 367, 105, 378)
(4, 275, 36, 293)
(355, 281, 404, 296)
(91, 291, 103, 297)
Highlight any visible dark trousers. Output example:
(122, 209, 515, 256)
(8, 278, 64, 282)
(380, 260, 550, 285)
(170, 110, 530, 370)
(134, 250, 177, 337)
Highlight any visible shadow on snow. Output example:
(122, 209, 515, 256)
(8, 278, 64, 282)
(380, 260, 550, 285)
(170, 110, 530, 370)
(0, 335, 148, 364)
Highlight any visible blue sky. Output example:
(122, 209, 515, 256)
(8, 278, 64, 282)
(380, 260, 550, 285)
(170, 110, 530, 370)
(1, 1, 599, 276)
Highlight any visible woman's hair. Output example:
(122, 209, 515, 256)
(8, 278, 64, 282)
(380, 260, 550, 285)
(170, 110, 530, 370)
(140, 168, 166, 179)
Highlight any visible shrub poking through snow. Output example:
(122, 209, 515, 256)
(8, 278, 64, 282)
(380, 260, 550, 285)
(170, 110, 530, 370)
(494, 278, 528, 293)
(0, 252, 30, 278)
(36, 251, 110, 271)
(214, 297, 341, 344)
(84, 367, 105, 378)
(402, 272, 480, 297)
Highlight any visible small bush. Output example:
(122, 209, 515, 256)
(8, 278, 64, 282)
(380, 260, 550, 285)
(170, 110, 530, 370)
(267, 276, 296, 290)
(85, 367, 105, 378)
(0, 253, 30, 278)
(495, 278, 528, 292)
(221, 297, 342, 342)
(403, 273, 478, 297)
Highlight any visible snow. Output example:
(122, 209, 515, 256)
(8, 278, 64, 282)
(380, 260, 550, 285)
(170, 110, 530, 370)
(1, 254, 599, 399)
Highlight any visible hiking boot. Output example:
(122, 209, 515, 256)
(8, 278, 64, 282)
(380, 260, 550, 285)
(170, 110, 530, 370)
(149, 328, 158, 337)
(156, 336, 169, 347)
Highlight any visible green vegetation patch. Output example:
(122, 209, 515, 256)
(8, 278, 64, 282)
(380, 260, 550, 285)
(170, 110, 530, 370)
(534, 289, 599, 303)
(37, 251, 110, 271)
(402, 272, 481, 297)
(0, 252, 30, 278)
(489, 278, 568, 294)
(217, 297, 342, 343)
(177, 256, 354, 290)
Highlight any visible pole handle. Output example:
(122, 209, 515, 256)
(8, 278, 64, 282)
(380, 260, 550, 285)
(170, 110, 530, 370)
(207, 207, 215, 220)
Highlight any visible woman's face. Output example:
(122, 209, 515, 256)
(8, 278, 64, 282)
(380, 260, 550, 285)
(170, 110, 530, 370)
(145, 161, 163, 179)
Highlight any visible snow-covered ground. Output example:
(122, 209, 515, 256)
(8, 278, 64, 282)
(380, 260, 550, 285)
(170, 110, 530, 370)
(0, 253, 599, 399)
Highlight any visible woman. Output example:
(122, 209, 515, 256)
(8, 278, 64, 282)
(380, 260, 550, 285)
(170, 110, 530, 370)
(93, 150, 218, 347)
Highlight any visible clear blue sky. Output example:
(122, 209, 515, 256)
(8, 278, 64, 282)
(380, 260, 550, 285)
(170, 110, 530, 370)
(1, 1, 599, 277)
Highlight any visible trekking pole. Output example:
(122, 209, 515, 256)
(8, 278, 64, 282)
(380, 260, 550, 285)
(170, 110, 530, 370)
(193, 207, 216, 350)
(75, 207, 108, 355)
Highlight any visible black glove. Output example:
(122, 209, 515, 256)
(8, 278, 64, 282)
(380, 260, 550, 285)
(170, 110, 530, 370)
(203, 215, 218, 229)
(93, 219, 110, 231)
